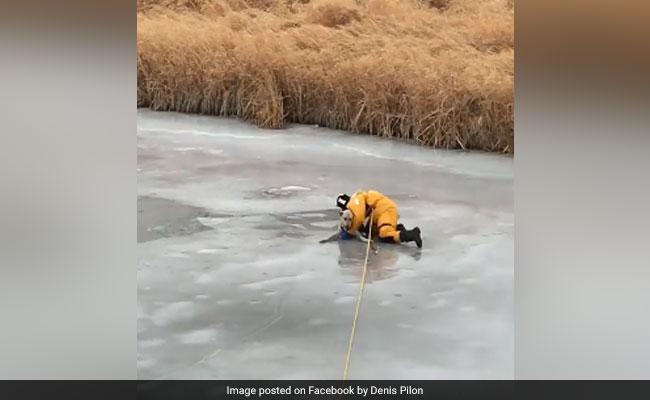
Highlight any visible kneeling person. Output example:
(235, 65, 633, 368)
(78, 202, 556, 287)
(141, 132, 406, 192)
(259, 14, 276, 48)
(337, 190, 422, 248)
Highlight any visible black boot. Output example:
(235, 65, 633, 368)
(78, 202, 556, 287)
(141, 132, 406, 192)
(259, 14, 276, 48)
(399, 227, 422, 248)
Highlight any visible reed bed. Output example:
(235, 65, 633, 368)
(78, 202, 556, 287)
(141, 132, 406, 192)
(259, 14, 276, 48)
(138, 0, 514, 152)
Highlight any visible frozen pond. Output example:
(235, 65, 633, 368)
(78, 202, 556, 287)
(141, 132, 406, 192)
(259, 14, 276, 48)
(137, 109, 514, 379)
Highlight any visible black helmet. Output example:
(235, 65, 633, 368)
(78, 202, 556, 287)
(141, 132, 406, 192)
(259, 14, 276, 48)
(336, 194, 350, 210)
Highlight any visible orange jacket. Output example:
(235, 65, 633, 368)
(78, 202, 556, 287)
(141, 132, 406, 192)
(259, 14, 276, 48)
(345, 190, 398, 234)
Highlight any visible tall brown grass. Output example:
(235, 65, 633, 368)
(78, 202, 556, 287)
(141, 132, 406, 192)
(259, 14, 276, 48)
(137, 0, 514, 153)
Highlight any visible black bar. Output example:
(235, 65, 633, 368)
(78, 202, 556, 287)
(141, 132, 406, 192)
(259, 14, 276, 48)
(1, 380, 648, 400)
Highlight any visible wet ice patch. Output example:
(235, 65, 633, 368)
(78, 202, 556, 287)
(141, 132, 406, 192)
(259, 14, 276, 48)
(137, 196, 213, 243)
(263, 188, 286, 197)
(176, 329, 218, 344)
(260, 186, 311, 198)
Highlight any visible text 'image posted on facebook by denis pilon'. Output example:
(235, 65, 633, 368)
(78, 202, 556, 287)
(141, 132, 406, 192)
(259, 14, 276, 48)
(225, 385, 424, 396)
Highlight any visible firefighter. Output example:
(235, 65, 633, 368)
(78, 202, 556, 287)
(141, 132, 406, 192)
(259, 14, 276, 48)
(336, 190, 422, 248)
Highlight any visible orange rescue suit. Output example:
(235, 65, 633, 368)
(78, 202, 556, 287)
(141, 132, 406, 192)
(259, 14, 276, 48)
(345, 190, 401, 243)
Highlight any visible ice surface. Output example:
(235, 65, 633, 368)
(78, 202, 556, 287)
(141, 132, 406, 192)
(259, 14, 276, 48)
(137, 109, 514, 379)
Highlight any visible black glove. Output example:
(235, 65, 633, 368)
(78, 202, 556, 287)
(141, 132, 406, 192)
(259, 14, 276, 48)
(358, 222, 371, 241)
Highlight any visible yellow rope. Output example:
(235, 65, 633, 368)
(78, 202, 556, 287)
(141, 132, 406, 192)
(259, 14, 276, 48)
(342, 211, 373, 381)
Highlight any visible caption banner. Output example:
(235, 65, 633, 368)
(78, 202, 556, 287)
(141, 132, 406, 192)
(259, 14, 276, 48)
(226, 385, 423, 397)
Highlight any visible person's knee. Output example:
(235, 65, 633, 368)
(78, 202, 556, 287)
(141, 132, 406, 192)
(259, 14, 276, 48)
(379, 226, 400, 243)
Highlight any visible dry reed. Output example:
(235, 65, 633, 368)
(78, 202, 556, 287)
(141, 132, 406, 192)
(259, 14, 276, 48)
(137, 0, 514, 153)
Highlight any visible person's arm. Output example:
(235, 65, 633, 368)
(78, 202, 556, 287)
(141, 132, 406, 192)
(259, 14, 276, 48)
(356, 216, 370, 239)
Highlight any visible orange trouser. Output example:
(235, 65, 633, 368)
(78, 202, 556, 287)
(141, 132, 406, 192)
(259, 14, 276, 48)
(375, 207, 401, 243)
